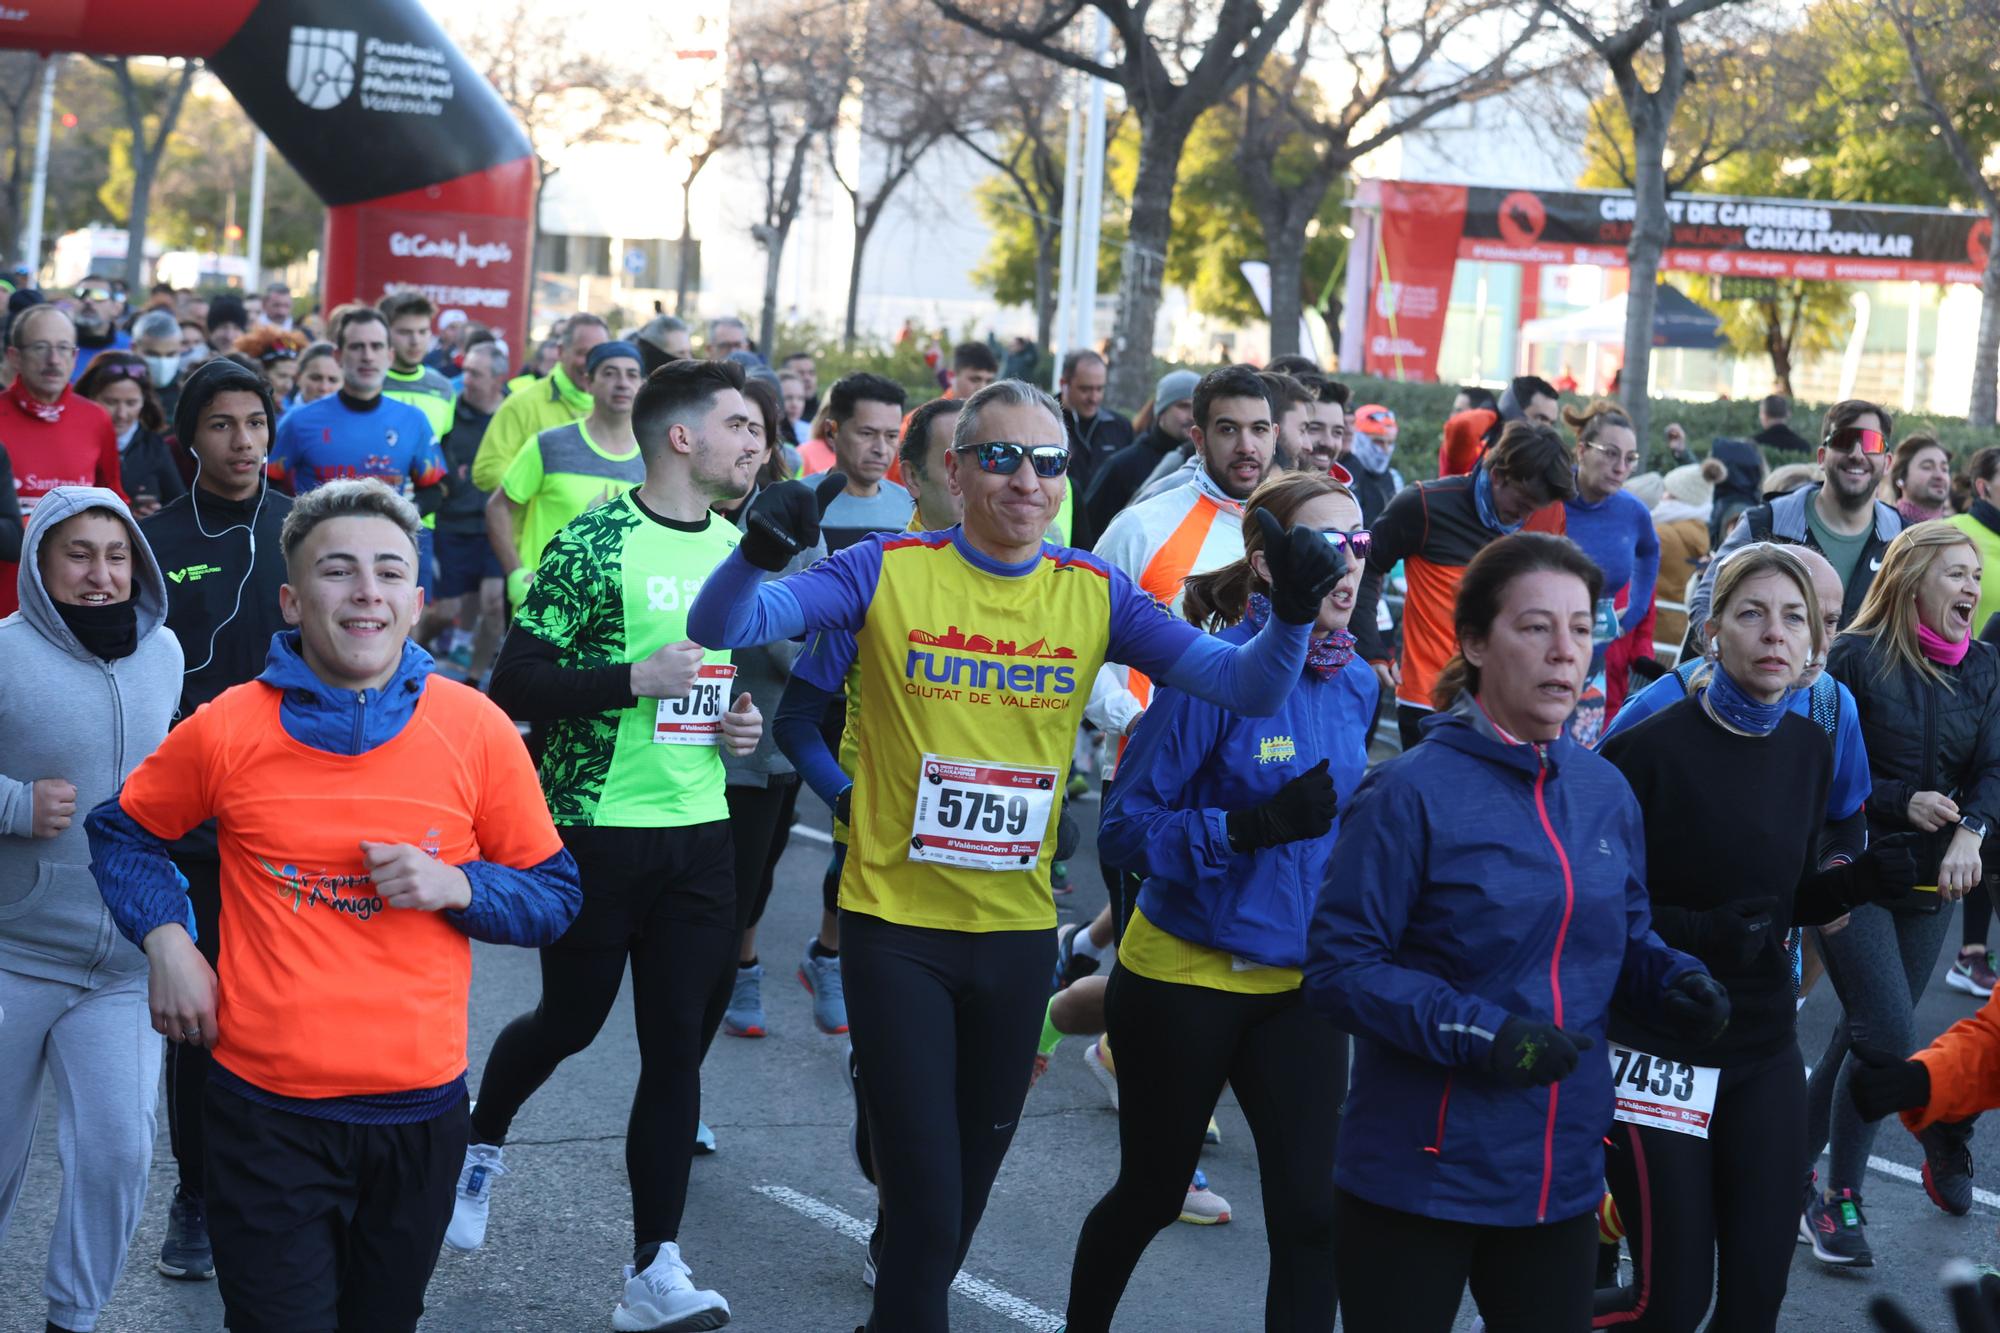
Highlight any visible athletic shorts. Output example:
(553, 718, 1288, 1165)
(433, 526, 503, 599)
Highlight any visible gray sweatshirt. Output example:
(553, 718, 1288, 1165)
(0, 485, 182, 987)
(722, 490, 823, 786)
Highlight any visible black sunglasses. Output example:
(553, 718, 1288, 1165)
(956, 441, 1071, 478)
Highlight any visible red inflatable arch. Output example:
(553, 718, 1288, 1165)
(0, 0, 536, 354)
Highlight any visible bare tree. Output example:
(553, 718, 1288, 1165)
(934, 0, 1311, 409)
(951, 55, 1070, 348)
(729, 0, 852, 352)
(92, 56, 197, 293)
(1547, 0, 1748, 442)
(1242, 0, 1549, 359)
(0, 54, 46, 262)
(614, 25, 736, 317)
(1882, 0, 2000, 426)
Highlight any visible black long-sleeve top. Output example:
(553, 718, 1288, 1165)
(1601, 695, 1864, 1065)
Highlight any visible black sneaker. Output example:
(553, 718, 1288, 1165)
(156, 1185, 215, 1281)
(847, 1047, 874, 1187)
(1052, 921, 1100, 992)
(861, 1216, 882, 1289)
(1804, 1188, 1873, 1267)
(1797, 1170, 1817, 1245)
(1920, 1119, 1976, 1216)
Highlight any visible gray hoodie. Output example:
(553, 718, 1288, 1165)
(0, 486, 182, 986)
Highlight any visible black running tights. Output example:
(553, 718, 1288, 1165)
(468, 823, 736, 1251)
(726, 777, 801, 935)
(1065, 966, 1345, 1333)
(166, 856, 223, 1196)
(1595, 1045, 1804, 1332)
(1334, 1187, 1599, 1333)
(840, 910, 1051, 1333)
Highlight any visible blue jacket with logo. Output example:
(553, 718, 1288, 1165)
(1304, 705, 1702, 1227)
(1101, 619, 1377, 969)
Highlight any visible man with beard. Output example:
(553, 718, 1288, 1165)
(1887, 432, 1952, 526)
(1686, 398, 1902, 641)
(70, 277, 131, 381)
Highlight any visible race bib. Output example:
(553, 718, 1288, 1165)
(908, 754, 1059, 872)
(1608, 1042, 1720, 1138)
(653, 664, 738, 744)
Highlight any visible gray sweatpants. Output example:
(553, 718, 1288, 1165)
(0, 967, 161, 1333)
(1804, 901, 1962, 1193)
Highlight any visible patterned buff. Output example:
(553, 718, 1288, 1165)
(9, 379, 63, 423)
(1246, 592, 1356, 678)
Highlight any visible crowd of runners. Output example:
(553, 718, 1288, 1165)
(11, 284, 2000, 1332)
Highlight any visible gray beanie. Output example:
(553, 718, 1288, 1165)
(1154, 368, 1199, 412)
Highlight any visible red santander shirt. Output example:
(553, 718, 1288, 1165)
(0, 383, 122, 616)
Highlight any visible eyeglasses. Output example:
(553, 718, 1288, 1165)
(1824, 426, 1886, 456)
(955, 441, 1071, 477)
(20, 341, 77, 361)
(1585, 440, 1641, 468)
(1322, 528, 1372, 559)
(95, 361, 148, 381)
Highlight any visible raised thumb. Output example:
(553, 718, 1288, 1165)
(730, 691, 756, 713)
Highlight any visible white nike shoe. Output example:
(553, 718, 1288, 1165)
(612, 1242, 731, 1331)
(444, 1143, 507, 1252)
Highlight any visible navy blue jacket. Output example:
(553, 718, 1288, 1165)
(1304, 705, 1701, 1227)
(1102, 620, 1377, 969)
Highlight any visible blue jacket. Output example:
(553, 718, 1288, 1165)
(1304, 704, 1701, 1227)
(1101, 621, 1377, 969)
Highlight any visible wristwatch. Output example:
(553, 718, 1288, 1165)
(1961, 815, 1990, 842)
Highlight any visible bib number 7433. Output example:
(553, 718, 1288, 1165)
(1608, 1042, 1719, 1138)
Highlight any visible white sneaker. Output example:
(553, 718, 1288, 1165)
(612, 1242, 731, 1331)
(444, 1143, 507, 1252)
(1083, 1039, 1119, 1111)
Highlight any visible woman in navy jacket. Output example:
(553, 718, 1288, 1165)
(1064, 472, 1376, 1333)
(1304, 532, 1728, 1333)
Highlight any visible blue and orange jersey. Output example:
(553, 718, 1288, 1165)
(785, 527, 1204, 932)
(269, 392, 446, 497)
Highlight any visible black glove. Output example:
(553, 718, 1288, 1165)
(1687, 896, 1779, 971)
(1659, 971, 1731, 1047)
(1054, 798, 1080, 862)
(1225, 759, 1335, 851)
(1485, 1015, 1593, 1088)
(1813, 832, 1924, 908)
(834, 785, 853, 827)
(743, 473, 847, 571)
(1253, 507, 1348, 625)
(1849, 1044, 1932, 1123)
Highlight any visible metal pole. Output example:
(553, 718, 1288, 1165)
(246, 130, 267, 294)
(22, 54, 55, 277)
(1071, 10, 1110, 357)
(1051, 86, 1082, 396)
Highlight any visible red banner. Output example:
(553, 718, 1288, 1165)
(1362, 182, 1467, 383)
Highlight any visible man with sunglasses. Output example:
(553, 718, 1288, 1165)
(689, 376, 1345, 1333)
(1686, 399, 1902, 649)
(70, 277, 131, 382)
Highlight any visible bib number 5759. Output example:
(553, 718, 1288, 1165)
(935, 787, 1032, 836)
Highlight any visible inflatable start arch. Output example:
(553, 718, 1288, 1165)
(0, 0, 536, 353)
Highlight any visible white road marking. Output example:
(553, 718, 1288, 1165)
(789, 823, 835, 845)
(752, 1183, 1065, 1331)
(1869, 1154, 2000, 1211)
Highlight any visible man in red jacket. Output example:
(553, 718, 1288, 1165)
(0, 305, 122, 615)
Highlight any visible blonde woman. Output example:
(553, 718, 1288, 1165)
(1803, 521, 2000, 1264)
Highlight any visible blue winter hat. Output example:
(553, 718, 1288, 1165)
(585, 340, 642, 376)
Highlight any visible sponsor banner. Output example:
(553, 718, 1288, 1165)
(1362, 181, 1468, 382)
(352, 205, 530, 339)
(1451, 185, 1990, 285)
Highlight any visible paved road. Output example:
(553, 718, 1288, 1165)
(3, 787, 1996, 1331)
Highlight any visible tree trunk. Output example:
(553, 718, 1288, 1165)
(125, 153, 155, 292)
(1972, 206, 2000, 428)
(759, 223, 790, 358)
(4, 113, 23, 263)
(1620, 102, 1670, 447)
(843, 212, 871, 349)
(1106, 116, 1193, 413)
(1032, 220, 1056, 353)
(676, 179, 696, 317)
(1265, 212, 1308, 360)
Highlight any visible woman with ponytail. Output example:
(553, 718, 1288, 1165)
(1593, 543, 1914, 1331)
(1802, 520, 2000, 1265)
(1305, 531, 1725, 1333)
(1562, 398, 1659, 722)
(1064, 471, 1376, 1332)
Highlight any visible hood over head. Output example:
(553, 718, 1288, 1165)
(14, 485, 167, 658)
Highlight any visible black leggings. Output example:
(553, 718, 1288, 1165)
(1396, 704, 1429, 752)
(1595, 1045, 1804, 1332)
(1096, 776, 1143, 942)
(726, 777, 801, 935)
(468, 822, 736, 1250)
(1966, 878, 1994, 953)
(1066, 966, 1345, 1333)
(166, 855, 223, 1196)
(1334, 1187, 1599, 1333)
(840, 909, 1051, 1333)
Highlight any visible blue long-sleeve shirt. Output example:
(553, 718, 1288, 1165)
(1566, 488, 1661, 633)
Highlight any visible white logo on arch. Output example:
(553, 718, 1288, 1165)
(288, 27, 358, 111)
